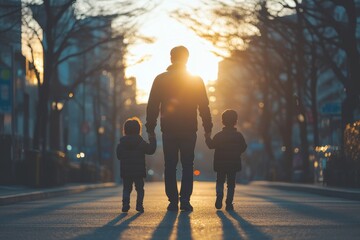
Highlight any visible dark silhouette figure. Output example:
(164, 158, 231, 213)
(205, 110, 247, 210)
(146, 46, 213, 211)
(116, 117, 157, 213)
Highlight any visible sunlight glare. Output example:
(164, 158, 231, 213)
(126, 3, 222, 103)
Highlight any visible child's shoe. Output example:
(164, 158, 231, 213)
(122, 204, 130, 212)
(225, 203, 234, 211)
(136, 204, 144, 213)
(215, 196, 223, 209)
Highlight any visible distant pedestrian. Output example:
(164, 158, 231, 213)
(146, 46, 213, 211)
(116, 117, 156, 213)
(205, 110, 247, 211)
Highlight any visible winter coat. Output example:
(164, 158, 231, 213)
(146, 63, 213, 134)
(205, 127, 247, 172)
(116, 135, 156, 178)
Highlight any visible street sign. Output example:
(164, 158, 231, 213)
(0, 67, 12, 113)
(320, 102, 341, 115)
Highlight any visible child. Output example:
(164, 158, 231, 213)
(116, 117, 156, 213)
(205, 110, 247, 211)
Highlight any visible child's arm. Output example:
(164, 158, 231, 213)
(144, 134, 157, 155)
(205, 134, 216, 149)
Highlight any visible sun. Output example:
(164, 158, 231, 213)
(126, 11, 222, 103)
(186, 44, 220, 83)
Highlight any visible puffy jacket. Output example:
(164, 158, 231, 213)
(116, 135, 156, 178)
(205, 127, 247, 172)
(146, 63, 213, 134)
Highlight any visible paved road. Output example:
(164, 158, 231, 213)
(0, 182, 359, 240)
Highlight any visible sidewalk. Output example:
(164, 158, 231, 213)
(0, 182, 116, 206)
(252, 181, 360, 201)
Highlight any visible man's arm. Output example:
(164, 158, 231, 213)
(144, 135, 157, 155)
(238, 133, 247, 153)
(145, 77, 161, 134)
(197, 77, 213, 133)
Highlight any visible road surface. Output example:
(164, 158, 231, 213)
(0, 181, 359, 239)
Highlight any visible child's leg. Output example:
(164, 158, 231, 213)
(134, 178, 145, 212)
(225, 172, 236, 207)
(122, 178, 133, 211)
(215, 172, 226, 209)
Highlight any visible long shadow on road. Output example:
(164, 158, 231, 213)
(217, 211, 271, 240)
(217, 211, 242, 239)
(151, 211, 178, 239)
(70, 212, 142, 240)
(150, 210, 193, 239)
(228, 211, 271, 240)
(177, 211, 192, 239)
(246, 193, 359, 224)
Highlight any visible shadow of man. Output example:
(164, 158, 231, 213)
(151, 211, 178, 239)
(177, 211, 192, 239)
(151, 211, 193, 240)
(72, 212, 142, 240)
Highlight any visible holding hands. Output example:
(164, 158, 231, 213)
(204, 132, 211, 139)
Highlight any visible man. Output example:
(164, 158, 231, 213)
(146, 46, 213, 211)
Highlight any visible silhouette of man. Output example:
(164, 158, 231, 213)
(146, 46, 213, 211)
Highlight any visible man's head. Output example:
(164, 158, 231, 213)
(170, 46, 189, 64)
(222, 109, 238, 127)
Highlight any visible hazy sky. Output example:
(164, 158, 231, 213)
(126, 0, 221, 103)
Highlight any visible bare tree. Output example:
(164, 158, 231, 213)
(173, 0, 330, 181)
(22, 0, 156, 152)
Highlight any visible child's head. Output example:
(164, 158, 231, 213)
(123, 117, 142, 136)
(222, 109, 238, 127)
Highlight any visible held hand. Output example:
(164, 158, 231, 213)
(204, 132, 211, 139)
(148, 132, 156, 138)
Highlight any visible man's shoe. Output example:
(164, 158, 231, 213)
(215, 196, 223, 209)
(167, 202, 179, 211)
(122, 205, 130, 212)
(136, 204, 144, 213)
(225, 203, 234, 211)
(180, 202, 193, 211)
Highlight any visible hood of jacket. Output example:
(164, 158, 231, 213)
(119, 135, 143, 150)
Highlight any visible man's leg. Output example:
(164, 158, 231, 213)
(134, 178, 145, 212)
(122, 177, 133, 212)
(215, 172, 226, 209)
(225, 172, 236, 210)
(179, 133, 197, 207)
(162, 133, 180, 206)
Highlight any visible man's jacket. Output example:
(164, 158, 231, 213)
(146, 63, 213, 134)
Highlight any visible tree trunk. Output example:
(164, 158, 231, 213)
(309, 47, 320, 148)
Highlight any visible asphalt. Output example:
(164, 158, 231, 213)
(0, 180, 359, 206)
